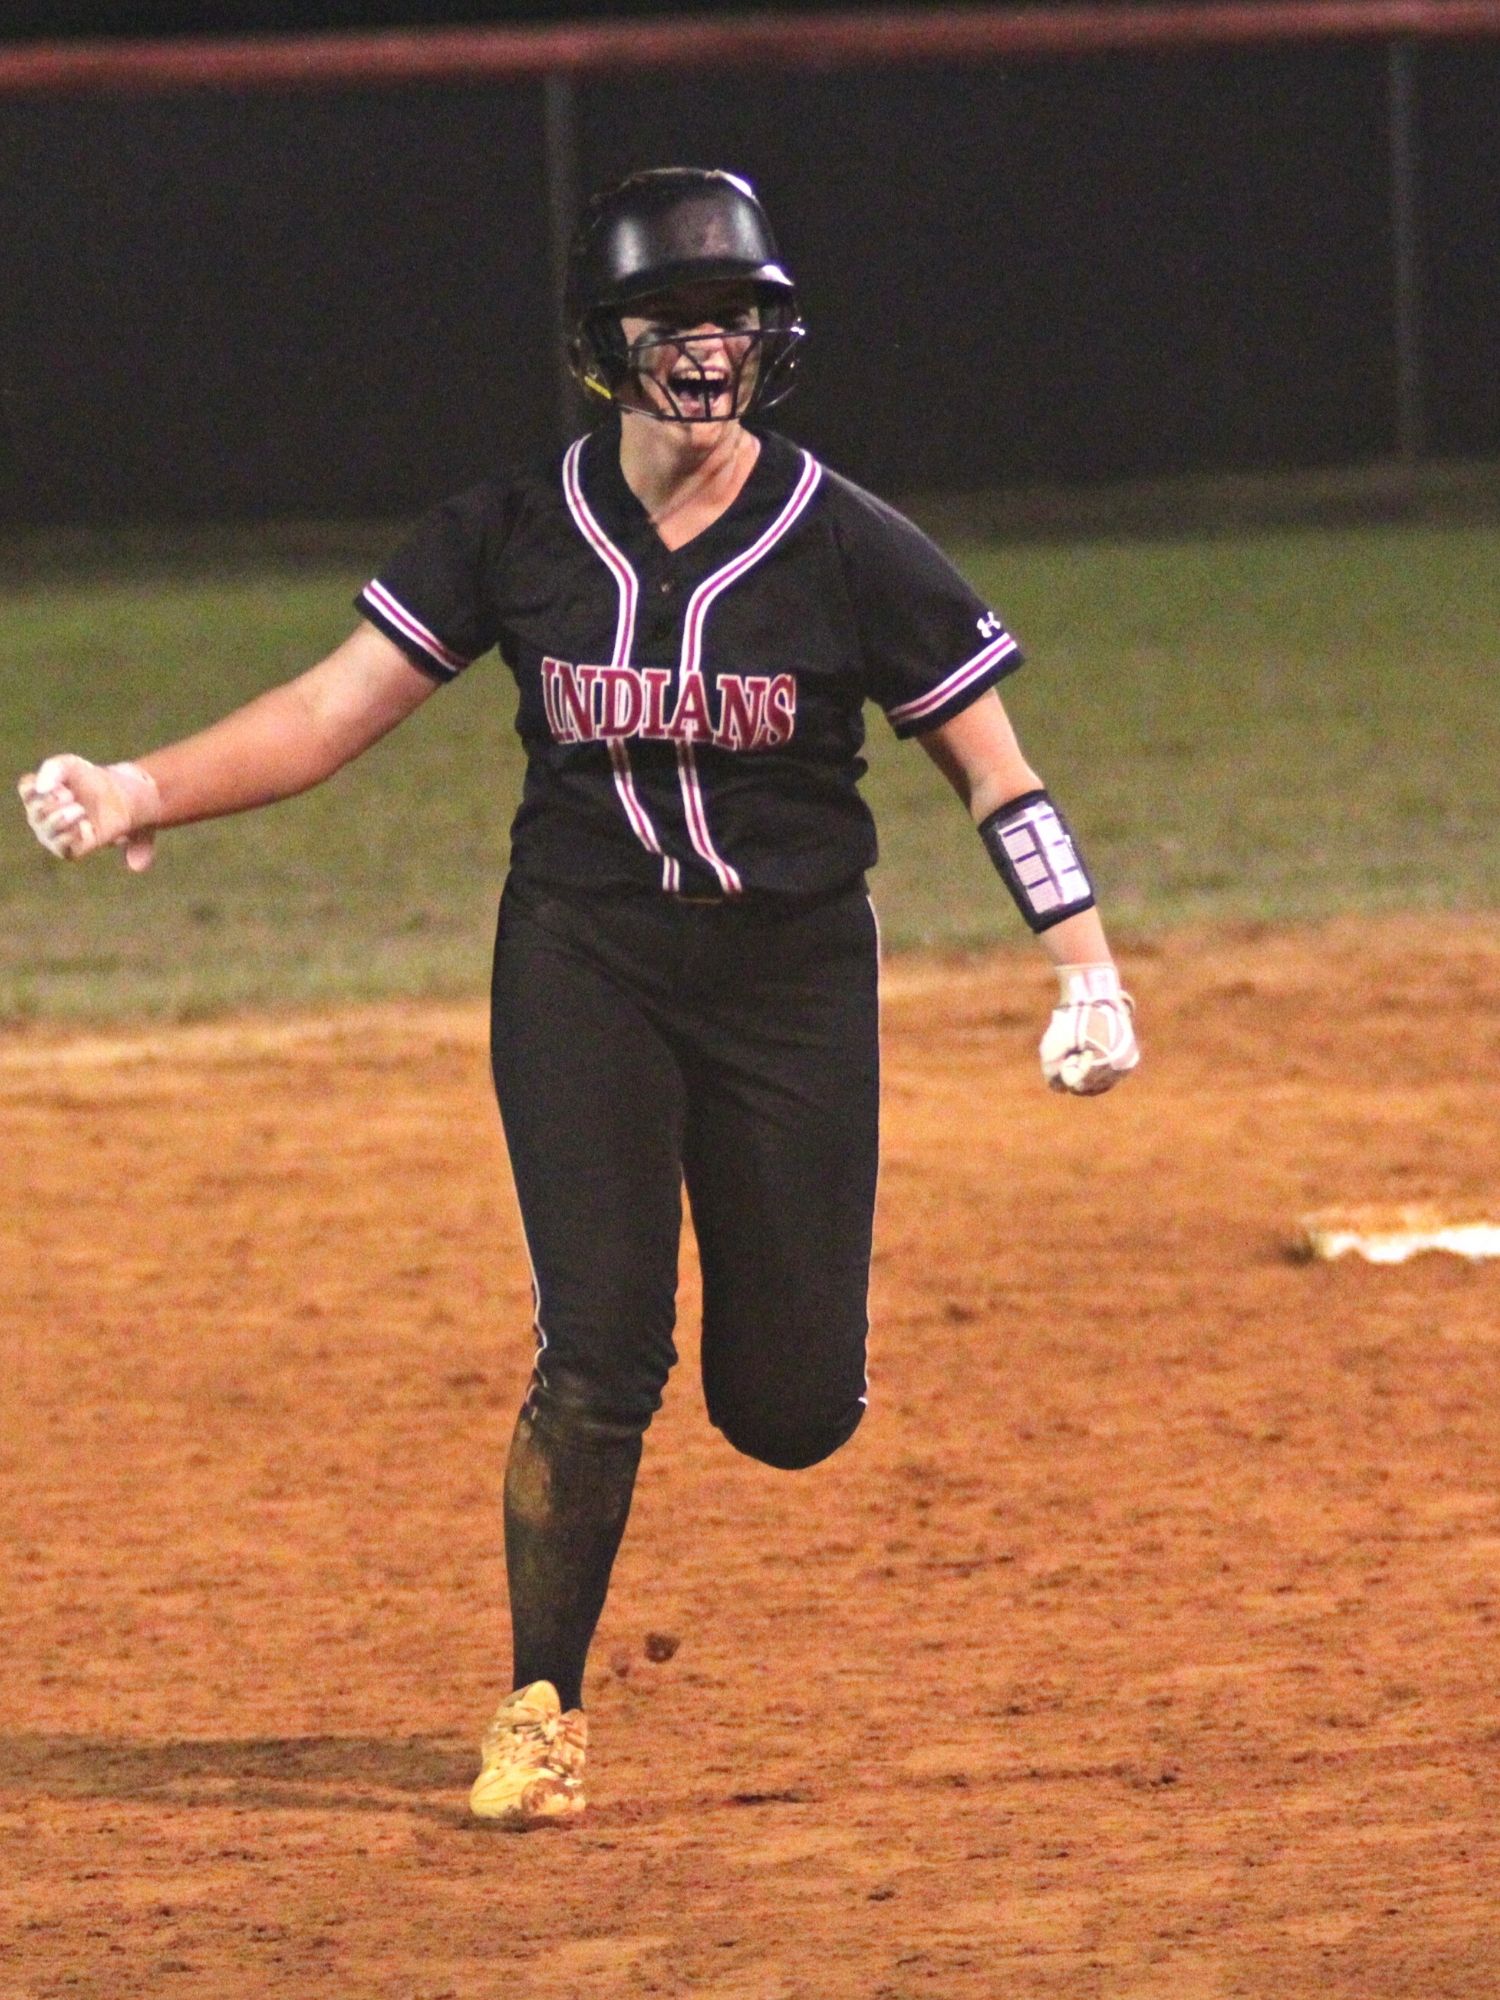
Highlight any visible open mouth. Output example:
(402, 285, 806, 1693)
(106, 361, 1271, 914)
(666, 368, 733, 415)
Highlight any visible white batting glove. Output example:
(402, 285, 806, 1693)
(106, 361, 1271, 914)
(17, 755, 161, 872)
(1039, 962, 1139, 1096)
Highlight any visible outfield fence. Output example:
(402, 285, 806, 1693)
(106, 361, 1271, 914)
(3, 2, 1498, 521)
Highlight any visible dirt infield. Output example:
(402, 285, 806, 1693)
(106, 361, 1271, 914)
(3, 914, 1499, 2000)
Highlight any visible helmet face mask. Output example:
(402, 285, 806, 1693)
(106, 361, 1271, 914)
(595, 287, 802, 425)
(622, 301, 759, 426)
(566, 170, 805, 424)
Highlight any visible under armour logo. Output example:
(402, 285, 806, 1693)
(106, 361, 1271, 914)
(977, 611, 1006, 640)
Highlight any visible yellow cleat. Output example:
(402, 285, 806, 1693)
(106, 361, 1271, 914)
(469, 1680, 588, 1828)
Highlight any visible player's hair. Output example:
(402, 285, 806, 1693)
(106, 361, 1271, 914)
(565, 167, 805, 423)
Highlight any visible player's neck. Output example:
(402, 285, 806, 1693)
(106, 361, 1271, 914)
(617, 417, 760, 554)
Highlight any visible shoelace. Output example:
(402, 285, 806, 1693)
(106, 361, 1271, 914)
(486, 1707, 583, 1766)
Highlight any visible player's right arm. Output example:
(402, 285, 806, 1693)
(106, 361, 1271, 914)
(17, 621, 437, 871)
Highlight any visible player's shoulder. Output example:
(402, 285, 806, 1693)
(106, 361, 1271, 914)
(784, 444, 966, 586)
(400, 449, 575, 553)
(437, 452, 561, 520)
(794, 448, 944, 556)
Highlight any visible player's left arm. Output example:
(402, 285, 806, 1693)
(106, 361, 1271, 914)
(918, 688, 1139, 1096)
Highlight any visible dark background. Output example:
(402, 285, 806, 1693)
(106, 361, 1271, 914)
(1, 23, 1495, 523)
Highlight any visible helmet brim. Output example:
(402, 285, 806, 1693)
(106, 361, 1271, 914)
(590, 258, 796, 314)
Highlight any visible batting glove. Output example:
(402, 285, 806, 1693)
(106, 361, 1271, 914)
(17, 755, 161, 872)
(1040, 962, 1139, 1096)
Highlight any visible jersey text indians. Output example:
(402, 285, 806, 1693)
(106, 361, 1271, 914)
(541, 658, 797, 751)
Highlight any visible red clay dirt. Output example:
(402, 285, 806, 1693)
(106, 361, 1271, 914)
(2, 913, 1499, 2000)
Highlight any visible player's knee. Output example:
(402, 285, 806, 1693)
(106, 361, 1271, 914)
(715, 1398, 865, 1471)
(525, 1361, 660, 1447)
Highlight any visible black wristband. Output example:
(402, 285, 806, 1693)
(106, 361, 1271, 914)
(978, 787, 1096, 934)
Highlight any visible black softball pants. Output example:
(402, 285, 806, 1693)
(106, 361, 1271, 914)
(490, 874, 880, 1471)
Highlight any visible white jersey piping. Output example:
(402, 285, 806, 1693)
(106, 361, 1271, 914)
(885, 630, 1019, 730)
(672, 448, 823, 895)
(361, 578, 469, 675)
(562, 435, 824, 897)
(562, 437, 674, 885)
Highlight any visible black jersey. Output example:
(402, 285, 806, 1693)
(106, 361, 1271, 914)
(356, 421, 1022, 900)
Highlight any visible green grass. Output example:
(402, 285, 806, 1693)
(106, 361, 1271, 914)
(885, 521, 1500, 945)
(2, 512, 1497, 1020)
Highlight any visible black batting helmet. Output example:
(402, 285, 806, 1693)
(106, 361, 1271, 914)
(565, 168, 805, 421)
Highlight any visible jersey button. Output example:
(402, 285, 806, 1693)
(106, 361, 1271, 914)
(657, 576, 677, 596)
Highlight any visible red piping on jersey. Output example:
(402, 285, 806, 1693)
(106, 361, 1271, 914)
(665, 448, 823, 896)
(885, 630, 1020, 729)
(562, 437, 678, 889)
(562, 440, 639, 671)
(607, 739, 666, 859)
(362, 577, 469, 674)
(674, 742, 740, 898)
(560, 436, 824, 899)
(677, 451, 823, 681)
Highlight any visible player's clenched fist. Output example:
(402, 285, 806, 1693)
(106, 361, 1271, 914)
(17, 754, 160, 872)
(1040, 962, 1139, 1096)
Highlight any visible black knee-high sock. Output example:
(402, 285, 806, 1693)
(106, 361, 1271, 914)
(504, 1402, 642, 1713)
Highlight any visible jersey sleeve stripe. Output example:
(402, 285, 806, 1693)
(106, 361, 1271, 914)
(359, 579, 470, 675)
(884, 632, 1020, 730)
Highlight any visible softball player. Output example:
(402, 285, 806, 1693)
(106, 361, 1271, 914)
(19, 168, 1138, 1830)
